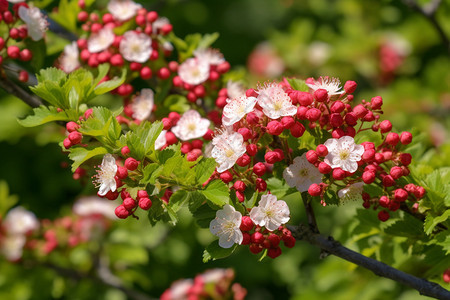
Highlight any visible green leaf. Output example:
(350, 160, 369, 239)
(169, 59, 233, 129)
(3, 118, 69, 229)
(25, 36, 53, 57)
(424, 210, 450, 235)
(203, 240, 237, 263)
(79, 107, 121, 145)
(49, 0, 80, 32)
(68, 87, 79, 110)
(93, 68, 126, 96)
(24, 39, 46, 72)
(192, 202, 216, 228)
(188, 191, 208, 213)
(384, 214, 426, 238)
(141, 163, 160, 185)
(194, 158, 217, 185)
(163, 94, 190, 113)
(68, 146, 108, 172)
(17, 106, 72, 127)
(200, 180, 229, 207)
(198, 32, 220, 49)
(0, 181, 18, 216)
(286, 78, 309, 92)
(124, 121, 163, 160)
(35, 67, 67, 83)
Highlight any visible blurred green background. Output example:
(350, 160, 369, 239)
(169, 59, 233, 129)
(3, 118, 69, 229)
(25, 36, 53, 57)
(0, 0, 449, 299)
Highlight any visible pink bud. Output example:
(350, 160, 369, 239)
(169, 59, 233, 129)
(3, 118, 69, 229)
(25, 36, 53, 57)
(394, 189, 408, 202)
(332, 168, 346, 180)
(68, 131, 83, 144)
(371, 96, 383, 110)
(236, 154, 251, 167)
(253, 162, 267, 176)
(306, 150, 318, 164)
(400, 131, 412, 145)
(314, 89, 328, 102)
(256, 178, 267, 192)
(115, 205, 130, 219)
(330, 101, 345, 113)
(318, 162, 331, 174)
(281, 116, 295, 129)
(380, 120, 392, 133)
(123, 198, 136, 211)
(378, 210, 390, 222)
(379, 196, 390, 208)
(124, 157, 139, 171)
(353, 104, 368, 119)
(308, 183, 322, 197)
(267, 121, 284, 136)
(390, 166, 403, 180)
(306, 108, 321, 122)
(290, 122, 305, 138)
(246, 144, 258, 156)
(344, 112, 357, 126)
(121, 146, 130, 157)
(138, 198, 152, 210)
(385, 132, 399, 146)
(240, 216, 254, 231)
(362, 171, 376, 184)
(296, 106, 308, 120)
(116, 166, 128, 179)
(66, 121, 80, 132)
(297, 92, 313, 106)
(219, 171, 233, 183)
(344, 80, 357, 94)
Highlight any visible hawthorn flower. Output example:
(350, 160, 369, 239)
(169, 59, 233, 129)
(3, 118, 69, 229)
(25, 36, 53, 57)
(257, 83, 297, 119)
(226, 80, 245, 99)
(93, 154, 118, 196)
(249, 194, 290, 231)
(283, 153, 322, 192)
(131, 89, 154, 121)
(324, 136, 364, 173)
(3, 207, 39, 235)
(178, 58, 210, 85)
(87, 27, 115, 53)
(307, 76, 342, 96)
(209, 204, 243, 248)
(119, 31, 152, 63)
(155, 130, 167, 150)
(222, 95, 257, 126)
(194, 48, 225, 66)
(211, 129, 246, 173)
(60, 41, 80, 73)
(107, 0, 142, 21)
(73, 196, 117, 219)
(152, 17, 170, 34)
(18, 5, 48, 41)
(171, 110, 210, 141)
(1, 235, 26, 261)
(338, 182, 364, 202)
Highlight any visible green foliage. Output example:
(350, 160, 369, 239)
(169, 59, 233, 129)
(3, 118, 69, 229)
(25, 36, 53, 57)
(17, 106, 71, 127)
(200, 180, 230, 207)
(79, 107, 122, 147)
(120, 121, 163, 161)
(286, 78, 309, 92)
(49, 0, 80, 32)
(67, 146, 109, 172)
(169, 32, 220, 61)
(203, 240, 237, 263)
(0, 181, 18, 216)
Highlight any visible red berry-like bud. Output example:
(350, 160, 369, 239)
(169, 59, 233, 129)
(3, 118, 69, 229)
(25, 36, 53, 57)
(217, 61, 230, 73)
(240, 216, 254, 232)
(306, 150, 318, 164)
(344, 80, 357, 94)
(140, 66, 152, 80)
(296, 106, 308, 119)
(399, 153, 412, 166)
(236, 154, 251, 167)
(374, 153, 385, 164)
(138, 197, 152, 210)
(443, 269, 450, 283)
(332, 168, 346, 180)
(265, 151, 279, 164)
(385, 132, 399, 146)
(123, 197, 136, 211)
(233, 180, 246, 192)
(115, 166, 128, 180)
(371, 96, 383, 110)
(382, 175, 395, 187)
(161, 23, 173, 35)
(306, 108, 321, 122)
(380, 120, 392, 133)
(394, 189, 408, 202)
(246, 88, 258, 98)
(66, 121, 79, 132)
(121, 146, 130, 157)
(19, 49, 32, 61)
(290, 122, 305, 138)
(115, 205, 130, 219)
(316, 144, 328, 157)
(256, 178, 267, 192)
(332, 128, 345, 139)
(237, 128, 252, 141)
(330, 101, 345, 113)
(68, 131, 83, 144)
(400, 131, 412, 145)
(18, 70, 28, 82)
(378, 210, 390, 222)
(168, 112, 181, 124)
(124, 157, 139, 171)
(297, 92, 313, 106)
(414, 186, 426, 199)
(329, 113, 344, 128)
(267, 247, 282, 259)
(281, 116, 295, 129)
(404, 183, 416, 194)
(251, 232, 264, 244)
(308, 183, 321, 197)
(157, 67, 171, 80)
(353, 104, 368, 119)
(363, 111, 375, 122)
(267, 121, 284, 136)
(246, 144, 258, 156)
(249, 243, 263, 254)
(253, 162, 267, 176)
(219, 170, 233, 183)
(362, 149, 375, 162)
(362, 171, 376, 184)
(314, 89, 328, 102)
(242, 232, 251, 245)
(180, 142, 192, 154)
(379, 196, 390, 208)
(165, 131, 178, 145)
(110, 54, 124, 66)
(390, 166, 403, 180)
(344, 112, 357, 126)
(268, 234, 281, 247)
(63, 138, 72, 149)
(317, 162, 330, 174)
(202, 129, 214, 141)
(236, 190, 245, 202)
(283, 234, 296, 248)
(147, 11, 158, 22)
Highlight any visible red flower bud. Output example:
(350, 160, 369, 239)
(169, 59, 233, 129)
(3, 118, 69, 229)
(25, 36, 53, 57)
(115, 205, 130, 219)
(353, 104, 368, 119)
(236, 154, 251, 167)
(344, 112, 357, 126)
(240, 216, 254, 231)
(344, 80, 357, 94)
(296, 106, 308, 120)
(237, 128, 252, 141)
(371, 96, 383, 110)
(330, 101, 345, 113)
(123, 197, 136, 211)
(253, 162, 267, 176)
(267, 121, 284, 136)
(394, 189, 408, 202)
(281, 116, 295, 129)
(251, 232, 264, 244)
(332, 168, 346, 180)
(290, 122, 305, 138)
(233, 180, 246, 192)
(399, 153, 412, 166)
(380, 120, 392, 133)
(306, 150, 318, 164)
(308, 183, 322, 197)
(124, 157, 139, 171)
(246, 144, 258, 156)
(385, 132, 399, 146)
(256, 178, 267, 192)
(138, 197, 152, 210)
(68, 131, 83, 144)
(400, 131, 412, 145)
(329, 113, 344, 128)
(390, 166, 403, 180)
(379, 196, 390, 208)
(267, 247, 282, 259)
(236, 190, 245, 203)
(362, 171, 376, 184)
(297, 92, 313, 106)
(116, 166, 128, 180)
(306, 108, 321, 122)
(219, 170, 233, 183)
(378, 210, 390, 222)
(314, 89, 328, 102)
(318, 162, 331, 174)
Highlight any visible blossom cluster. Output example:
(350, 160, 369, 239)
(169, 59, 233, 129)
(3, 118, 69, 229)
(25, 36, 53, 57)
(0, 0, 48, 82)
(160, 268, 246, 300)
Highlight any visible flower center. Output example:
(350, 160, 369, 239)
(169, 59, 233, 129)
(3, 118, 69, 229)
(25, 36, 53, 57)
(225, 149, 235, 158)
(299, 168, 309, 177)
(273, 101, 283, 111)
(187, 123, 197, 132)
(339, 150, 350, 160)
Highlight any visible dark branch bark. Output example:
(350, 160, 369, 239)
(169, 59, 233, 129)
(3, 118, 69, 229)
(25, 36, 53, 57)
(403, 0, 450, 52)
(0, 75, 43, 108)
(288, 224, 450, 300)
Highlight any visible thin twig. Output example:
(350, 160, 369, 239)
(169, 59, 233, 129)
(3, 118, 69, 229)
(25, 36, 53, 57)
(0, 75, 43, 108)
(288, 224, 450, 300)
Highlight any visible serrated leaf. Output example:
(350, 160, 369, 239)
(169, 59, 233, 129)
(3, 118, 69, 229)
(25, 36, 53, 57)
(198, 32, 220, 49)
(384, 214, 426, 238)
(17, 106, 71, 127)
(163, 94, 190, 114)
(200, 180, 229, 206)
(93, 68, 126, 96)
(68, 146, 108, 172)
(194, 158, 217, 185)
(424, 210, 450, 235)
(188, 191, 208, 214)
(286, 78, 309, 92)
(49, 0, 79, 32)
(203, 240, 237, 263)
(141, 163, 160, 185)
(147, 197, 166, 226)
(79, 107, 121, 145)
(35, 67, 67, 83)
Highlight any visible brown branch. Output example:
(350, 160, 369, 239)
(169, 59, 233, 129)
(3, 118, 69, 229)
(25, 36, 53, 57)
(0, 75, 43, 108)
(288, 224, 450, 300)
(403, 0, 450, 52)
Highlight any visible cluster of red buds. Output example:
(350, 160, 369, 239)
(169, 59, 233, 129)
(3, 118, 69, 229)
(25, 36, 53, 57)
(0, 0, 48, 82)
(160, 268, 246, 300)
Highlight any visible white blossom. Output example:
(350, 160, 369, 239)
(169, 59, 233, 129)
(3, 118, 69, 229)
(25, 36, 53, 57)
(93, 154, 118, 196)
(194, 48, 225, 66)
(87, 27, 115, 53)
(307, 76, 343, 96)
(338, 182, 364, 202)
(8, 0, 26, 3)
(155, 130, 167, 150)
(171, 110, 210, 141)
(211, 129, 246, 173)
(3, 207, 39, 235)
(324, 136, 364, 173)
(257, 83, 297, 119)
(119, 31, 152, 63)
(107, 0, 142, 21)
(60, 41, 80, 73)
(18, 5, 48, 41)
(131, 89, 154, 121)
(73, 196, 117, 219)
(283, 153, 322, 192)
(209, 204, 243, 248)
(178, 58, 210, 85)
(152, 17, 170, 34)
(249, 194, 290, 231)
(1, 235, 26, 261)
(226, 80, 245, 99)
(222, 95, 257, 126)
